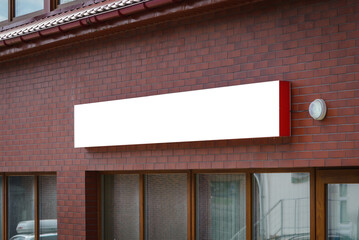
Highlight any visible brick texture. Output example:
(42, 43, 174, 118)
(1, 0, 359, 238)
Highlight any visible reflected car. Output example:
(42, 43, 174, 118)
(9, 233, 57, 240)
(9, 219, 57, 240)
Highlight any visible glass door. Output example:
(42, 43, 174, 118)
(316, 169, 359, 240)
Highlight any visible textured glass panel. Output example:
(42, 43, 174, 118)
(327, 184, 359, 240)
(15, 0, 43, 17)
(196, 174, 246, 240)
(8, 176, 35, 239)
(145, 174, 187, 240)
(253, 173, 310, 240)
(39, 176, 57, 237)
(0, 0, 8, 21)
(58, 0, 76, 4)
(103, 174, 139, 240)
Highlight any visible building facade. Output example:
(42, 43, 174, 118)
(0, 0, 359, 239)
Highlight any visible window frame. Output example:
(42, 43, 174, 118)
(0, 0, 52, 26)
(100, 168, 315, 240)
(316, 169, 359, 240)
(101, 171, 192, 240)
(0, 0, 89, 26)
(1, 172, 56, 240)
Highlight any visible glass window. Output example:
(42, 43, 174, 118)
(145, 174, 187, 240)
(8, 176, 35, 239)
(340, 184, 348, 197)
(327, 184, 359, 240)
(196, 174, 246, 240)
(39, 176, 57, 237)
(58, 0, 76, 4)
(15, 0, 43, 17)
(253, 173, 310, 240)
(340, 201, 349, 224)
(102, 173, 188, 240)
(0, 0, 8, 21)
(102, 174, 140, 240)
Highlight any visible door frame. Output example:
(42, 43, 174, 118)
(316, 169, 359, 239)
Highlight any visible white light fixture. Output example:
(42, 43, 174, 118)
(309, 99, 327, 120)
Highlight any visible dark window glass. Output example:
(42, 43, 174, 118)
(145, 174, 187, 240)
(102, 174, 187, 240)
(0, 0, 8, 21)
(196, 174, 246, 240)
(102, 174, 140, 240)
(8, 176, 35, 239)
(15, 0, 43, 17)
(39, 176, 57, 237)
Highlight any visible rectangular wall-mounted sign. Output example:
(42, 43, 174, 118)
(74, 80, 290, 148)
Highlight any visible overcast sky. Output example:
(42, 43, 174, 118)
(0, 0, 8, 21)
(0, 14, 7, 22)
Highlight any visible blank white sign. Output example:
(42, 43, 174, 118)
(74, 81, 290, 148)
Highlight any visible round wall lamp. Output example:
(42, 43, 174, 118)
(309, 99, 327, 120)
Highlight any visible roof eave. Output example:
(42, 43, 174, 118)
(0, 0, 264, 61)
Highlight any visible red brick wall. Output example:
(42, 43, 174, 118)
(85, 172, 99, 240)
(1, 0, 359, 238)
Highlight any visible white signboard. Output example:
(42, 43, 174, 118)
(74, 80, 290, 148)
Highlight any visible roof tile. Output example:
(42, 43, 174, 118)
(0, 0, 148, 41)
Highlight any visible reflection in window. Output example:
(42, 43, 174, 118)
(253, 173, 310, 240)
(196, 174, 246, 240)
(58, 0, 76, 4)
(0, 0, 8, 21)
(291, 172, 309, 184)
(8, 176, 35, 239)
(39, 176, 57, 237)
(15, 0, 43, 17)
(327, 184, 359, 240)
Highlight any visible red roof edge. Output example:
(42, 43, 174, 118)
(0, 0, 264, 61)
(0, 0, 179, 49)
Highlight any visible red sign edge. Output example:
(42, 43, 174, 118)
(279, 81, 291, 136)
